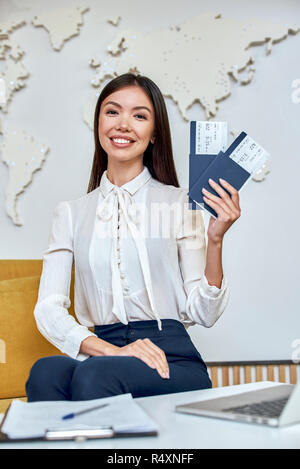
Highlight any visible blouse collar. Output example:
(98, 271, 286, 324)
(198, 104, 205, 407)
(99, 165, 152, 198)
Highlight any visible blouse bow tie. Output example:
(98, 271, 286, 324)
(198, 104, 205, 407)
(97, 186, 162, 331)
(97, 187, 139, 224)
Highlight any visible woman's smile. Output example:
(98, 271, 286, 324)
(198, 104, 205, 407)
(109, 136, 136, 148)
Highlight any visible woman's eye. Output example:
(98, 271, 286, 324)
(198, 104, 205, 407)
(106, 110, 146, 120)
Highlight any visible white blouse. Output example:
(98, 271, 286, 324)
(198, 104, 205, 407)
(34, 166, 230, 361)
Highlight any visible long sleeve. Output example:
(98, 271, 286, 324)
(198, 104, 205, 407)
(34, 201, 96, 360)
(176, 191, 230, 327)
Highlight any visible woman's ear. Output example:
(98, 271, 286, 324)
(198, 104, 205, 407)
(150, 134, 156, 144)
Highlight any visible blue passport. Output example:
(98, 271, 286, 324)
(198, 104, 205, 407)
(188, 131, 251, 218)
(188, 153, 220, 209)
(188, 121, 224, 210)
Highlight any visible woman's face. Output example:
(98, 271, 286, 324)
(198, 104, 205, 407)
(98, 85, 155, 164)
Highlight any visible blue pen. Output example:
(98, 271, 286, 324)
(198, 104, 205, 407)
(62, 403, 109, 420)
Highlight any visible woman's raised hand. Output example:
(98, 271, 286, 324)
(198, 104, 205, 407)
(202, 178, 241, 243)
(106, 338, 170, 379)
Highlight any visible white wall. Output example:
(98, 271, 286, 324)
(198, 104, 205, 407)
(1, 0, 300, 361)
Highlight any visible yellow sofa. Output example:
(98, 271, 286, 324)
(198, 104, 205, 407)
(0, 260, 78, 415)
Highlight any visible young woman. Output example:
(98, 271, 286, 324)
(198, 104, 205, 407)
(26, 73, 241, 401)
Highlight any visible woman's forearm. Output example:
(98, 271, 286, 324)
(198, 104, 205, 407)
(204, 237, 224, 289)
(80, 335, 118, 356)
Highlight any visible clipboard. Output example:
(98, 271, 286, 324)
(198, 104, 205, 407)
(0, 403, 158, 442)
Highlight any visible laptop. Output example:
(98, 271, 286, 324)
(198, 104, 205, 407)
(175, 382, 300, 427)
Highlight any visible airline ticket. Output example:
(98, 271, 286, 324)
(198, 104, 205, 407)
(228, 134, 270, 175)
(195, 121, 228, 154)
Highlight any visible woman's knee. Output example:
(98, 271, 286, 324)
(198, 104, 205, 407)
(70, 357, 127, 401)
(26, 356, 58, 388)
(26, 355, 78, 401)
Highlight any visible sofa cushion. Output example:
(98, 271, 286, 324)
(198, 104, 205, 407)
(0, 397, 27, 415)
(0, 276, 66, 399)
(0, 260, 42, 281)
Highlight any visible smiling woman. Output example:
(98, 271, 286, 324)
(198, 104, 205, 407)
(98, 86, 156, 179)
(88, 73, 179, 190)
(26, 73, 232, 404)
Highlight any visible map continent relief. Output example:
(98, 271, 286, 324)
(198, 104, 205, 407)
(87, 12, 299, 122)
(0, 9, 299, 225)
(1, 130, 49, 226)
(0, 6, 89, 225)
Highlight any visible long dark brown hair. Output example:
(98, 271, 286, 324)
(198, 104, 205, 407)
(87, 73, 180, 193)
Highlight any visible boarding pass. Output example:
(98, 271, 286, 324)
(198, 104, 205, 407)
(229, 134, 270, 175)
(195, 121, 228, 154)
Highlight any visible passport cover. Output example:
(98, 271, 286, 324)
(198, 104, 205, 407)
(188, 132, 251, 218)
(188, 153, 220, 209)
(188, 121, 228, 210)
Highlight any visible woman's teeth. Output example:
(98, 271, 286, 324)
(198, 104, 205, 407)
(112, 138, 133, 143)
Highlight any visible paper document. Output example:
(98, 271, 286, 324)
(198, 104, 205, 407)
(228, 134, 269, 175)
(194, 121, 228, 154)
(1, 393, 158, 440)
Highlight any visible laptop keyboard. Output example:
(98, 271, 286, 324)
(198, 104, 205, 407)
(223, 396, 289, 418)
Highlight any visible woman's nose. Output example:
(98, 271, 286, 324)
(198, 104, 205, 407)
(117, 123, 130, 131)
(116, 115, 131, 131)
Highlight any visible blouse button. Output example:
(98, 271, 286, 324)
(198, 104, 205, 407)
(120, 267, 126, 278)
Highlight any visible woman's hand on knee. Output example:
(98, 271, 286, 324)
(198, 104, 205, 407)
(80, 336, 119, 357)
(80, 336, 170, 379)
(112, 338, 170, 379)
